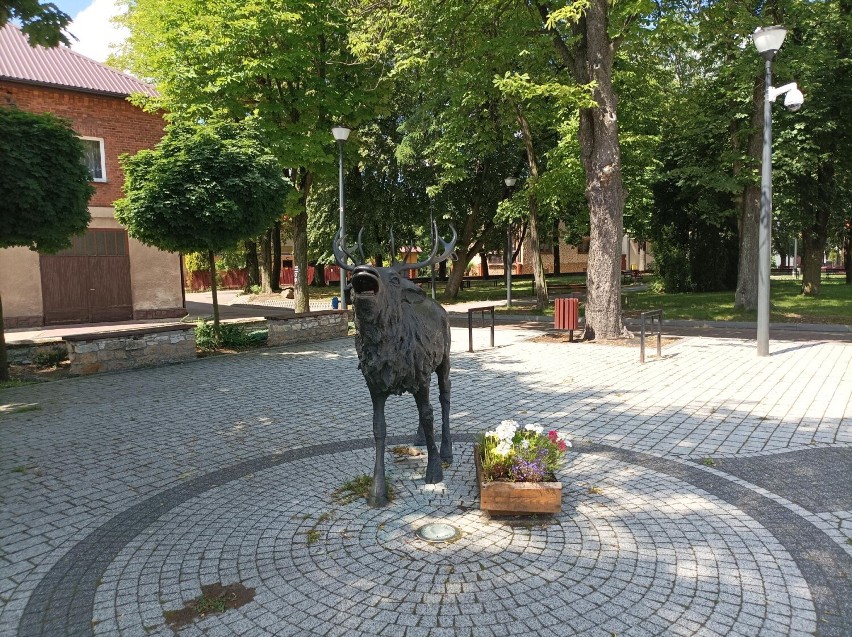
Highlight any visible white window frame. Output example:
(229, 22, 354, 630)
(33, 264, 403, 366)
(80, 136, 107, 183)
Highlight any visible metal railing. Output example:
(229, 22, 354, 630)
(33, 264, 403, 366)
(639, 309, 662, 364)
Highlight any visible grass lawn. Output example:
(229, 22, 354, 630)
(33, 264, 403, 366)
(432, 274, 850, 325)
(624, 277, 852, 324)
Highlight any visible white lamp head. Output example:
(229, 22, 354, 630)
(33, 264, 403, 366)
(332, 126, 351, 142)
(504, 176, 517, 187)
(752, 26, 787, 60)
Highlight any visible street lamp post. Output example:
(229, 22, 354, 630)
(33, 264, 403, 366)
(751, 26, 803, 356)
(504, 176, 517, 307)
(332, 126, 351, 310)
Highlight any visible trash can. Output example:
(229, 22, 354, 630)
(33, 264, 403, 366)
(554, 296, 579, 341)
(331, 296, 340, 310)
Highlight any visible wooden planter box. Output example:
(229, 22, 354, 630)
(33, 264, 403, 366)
(474, 444, 563, 515)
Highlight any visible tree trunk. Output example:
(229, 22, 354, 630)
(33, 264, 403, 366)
(801, 164, 833, 296)
(439, 260, 447, 280)
(293, 212, 309, 312)
(514, 102, 548, 310)
(208, 249, 220, 335)
(244, 239, 260, 291)
(259, 229, 272, 293)
(801, 234, 823, 295)
(552, 219, 561, 275)
(0, 294, 9, 382)
(271, 220, 282, 292)
(290, 169, 312, 313)
(538, 0, 626, 336)
(480, 251, 489, 279)
(573, 2, 624, 338)
(313, 262, 326, 286)
(512, 222, 527, 263)
(844, 222, 851, 284)
(734, 78, 764, 310)
(442, 201, 489, 300)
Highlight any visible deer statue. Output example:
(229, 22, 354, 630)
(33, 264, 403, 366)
(333, 223, 457, 506)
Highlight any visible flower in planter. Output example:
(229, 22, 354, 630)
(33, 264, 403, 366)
(478, 420, 571, 483)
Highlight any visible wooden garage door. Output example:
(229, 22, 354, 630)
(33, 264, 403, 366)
(40, 230, 133, 324)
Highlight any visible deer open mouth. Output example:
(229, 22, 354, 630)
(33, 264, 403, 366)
(351, 269, 380, 296)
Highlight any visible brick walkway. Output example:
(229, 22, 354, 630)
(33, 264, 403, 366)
(1, 328, 850, 636)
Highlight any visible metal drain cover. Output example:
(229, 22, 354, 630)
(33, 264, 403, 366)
(415, 523, 461, 543)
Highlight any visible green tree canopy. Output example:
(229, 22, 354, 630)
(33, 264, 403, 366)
(0, 106, 93, 380)
(115, 121, 287, 253)
(0, 0, 72, 47)
(0, 107, 93, 251)
(115, 120, 288, 329)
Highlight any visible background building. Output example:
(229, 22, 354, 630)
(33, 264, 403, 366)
(0, 24, 184, 327)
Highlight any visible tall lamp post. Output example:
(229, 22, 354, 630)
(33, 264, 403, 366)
(504, 176, 517, 307)
(332, 126, 351, 310)
(752, 26, 803, 356)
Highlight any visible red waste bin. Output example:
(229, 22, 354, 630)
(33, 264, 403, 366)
(554, 297, 579, 341)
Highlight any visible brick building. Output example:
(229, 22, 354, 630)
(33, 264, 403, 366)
(0, 24, 184, 327)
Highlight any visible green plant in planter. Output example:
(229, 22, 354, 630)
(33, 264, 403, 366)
(477, 420, 571, 482)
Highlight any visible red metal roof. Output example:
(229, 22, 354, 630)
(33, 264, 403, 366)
(0, 24, 157, 97)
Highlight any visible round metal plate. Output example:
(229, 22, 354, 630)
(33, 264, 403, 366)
(415, 523, 461, 543)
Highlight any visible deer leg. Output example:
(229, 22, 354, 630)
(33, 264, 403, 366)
(414, 385, 442, 484)
(437, 358, 452, 464)
(369, 390, 389, 507)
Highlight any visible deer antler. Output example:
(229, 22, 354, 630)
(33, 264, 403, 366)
(391, 222, 457, 273)
(332, 228, 365, 272)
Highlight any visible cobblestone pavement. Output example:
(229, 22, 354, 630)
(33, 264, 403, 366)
(1, 328, 850, 636)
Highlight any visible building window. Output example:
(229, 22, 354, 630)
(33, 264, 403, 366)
(577, 238, 591, 254)
(53, 229, 128, 256)
(80, 137, 106, 182)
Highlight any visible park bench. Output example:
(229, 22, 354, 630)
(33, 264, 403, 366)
(548, 283, 586, 298)
(461, 276, 501, 289)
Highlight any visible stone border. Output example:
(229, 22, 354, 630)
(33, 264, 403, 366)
(65, 327, 196, 375)
(62, 323, 194, 341)
(266, 310, 349, 346)
(18, 437, 852, 637)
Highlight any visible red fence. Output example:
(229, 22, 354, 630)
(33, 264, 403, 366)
(187, 266, 342, 292)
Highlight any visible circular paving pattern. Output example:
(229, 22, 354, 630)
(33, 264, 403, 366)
(91, 445, 816, 637)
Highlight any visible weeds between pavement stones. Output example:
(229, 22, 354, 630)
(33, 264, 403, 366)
(332, 474, 394, 505)
(162, 582, 255, 633)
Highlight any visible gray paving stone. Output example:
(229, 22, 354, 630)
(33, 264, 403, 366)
(1, 331, 850, 636)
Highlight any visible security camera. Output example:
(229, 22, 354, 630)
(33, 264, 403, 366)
(784, 88, 804, 112)
(769, 82, 804, 112)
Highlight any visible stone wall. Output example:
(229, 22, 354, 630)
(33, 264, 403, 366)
(267, 310, 349, 346)
(5, 341, 68, 365)
(65, 325, 196, 375)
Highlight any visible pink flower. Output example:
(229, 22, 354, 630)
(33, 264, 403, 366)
(548, 430, 559, 443)
(557, 440, 568, 452)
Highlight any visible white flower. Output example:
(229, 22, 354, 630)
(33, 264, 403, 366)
(495, 440, 513, 457)
(521, 439, 530, 450)
(495, 420, 518, 441)
(525, 423, 543, 435)
(484, 430, 498, 438)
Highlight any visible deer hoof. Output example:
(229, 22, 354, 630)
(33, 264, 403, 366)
(425, 463, 443, 484)
(369, 477, 388, 507)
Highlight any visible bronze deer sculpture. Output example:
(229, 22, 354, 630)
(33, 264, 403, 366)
(333, 223, 457, 506)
